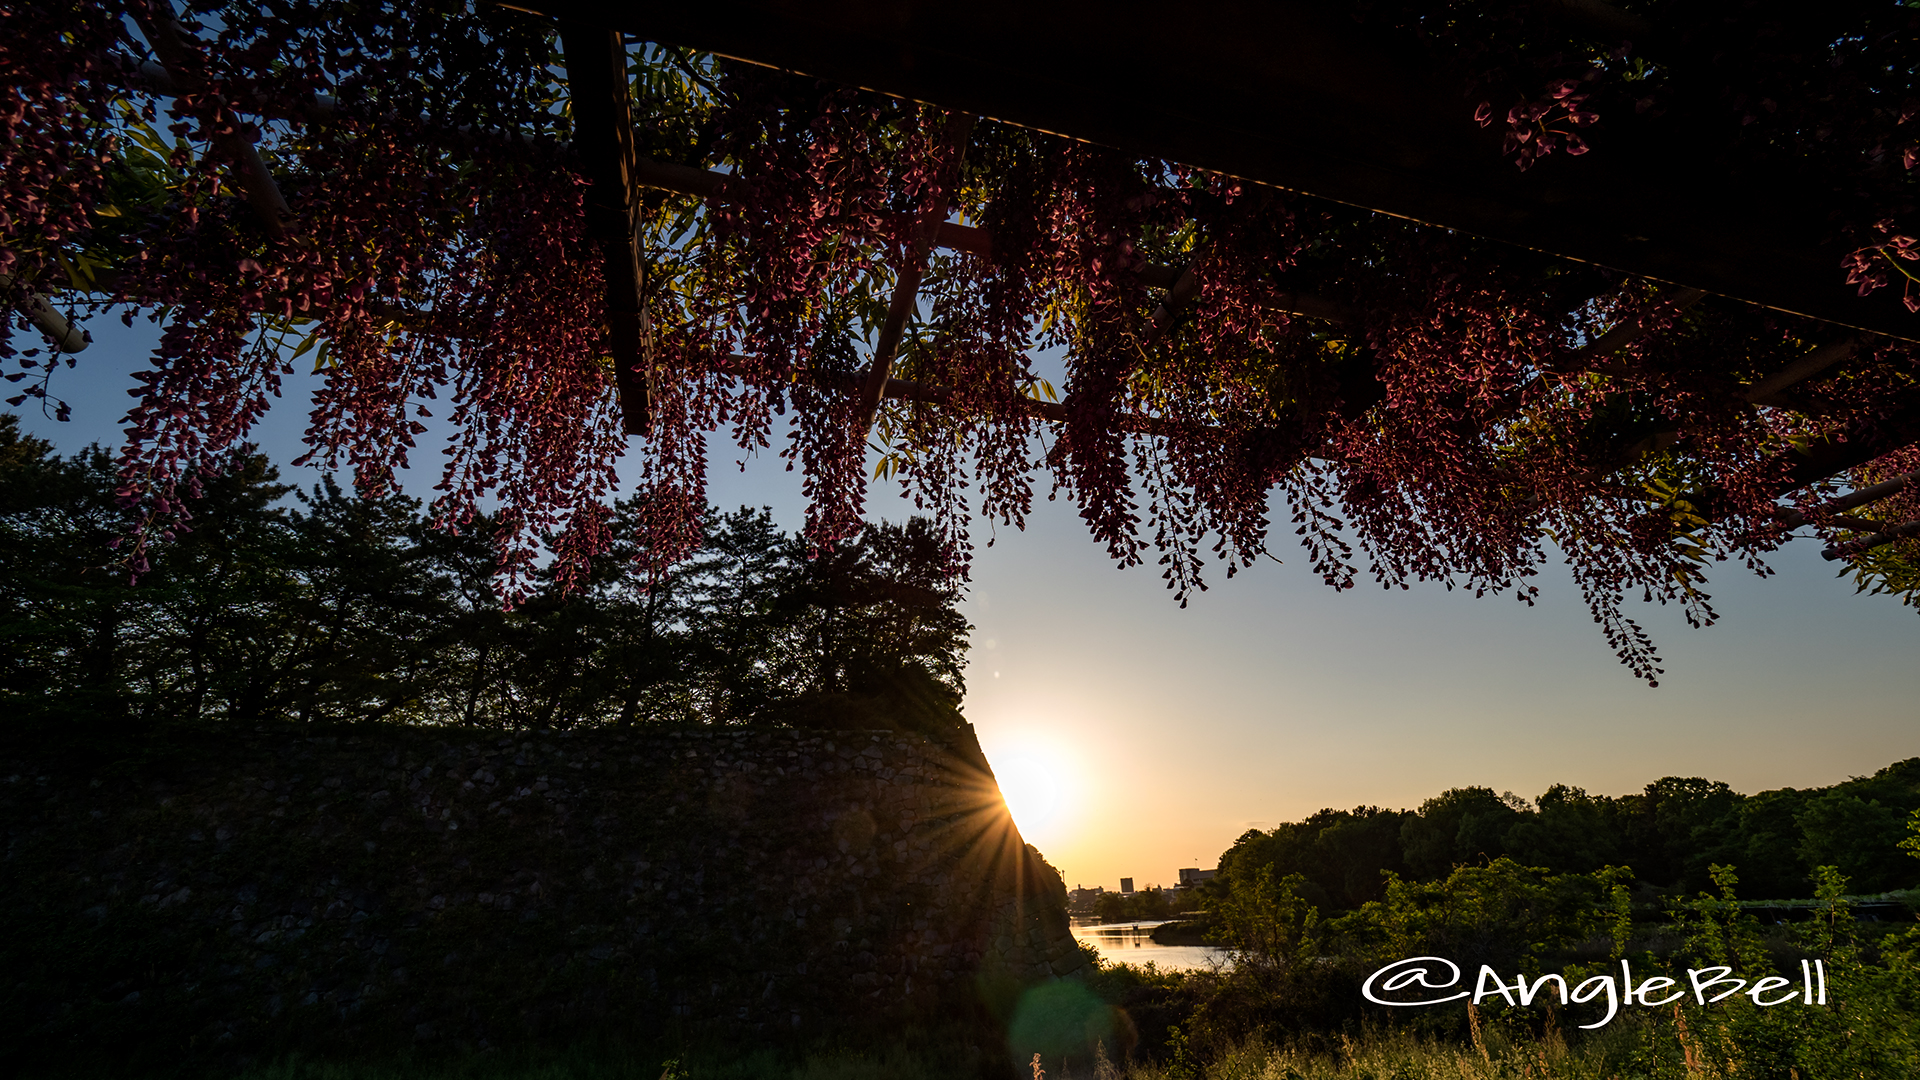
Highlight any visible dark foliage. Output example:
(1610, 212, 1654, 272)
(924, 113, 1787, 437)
(1219, 760, 1920, 907)
(0, 416, 971, 737)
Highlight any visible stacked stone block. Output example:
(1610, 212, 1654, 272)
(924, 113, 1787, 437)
(1, 725, 1086, 1063)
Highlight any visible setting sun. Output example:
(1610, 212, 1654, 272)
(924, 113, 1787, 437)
(996, 756, 1061, 833)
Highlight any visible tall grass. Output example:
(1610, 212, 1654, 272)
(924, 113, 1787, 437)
(1102, 1022, 1655, 1080)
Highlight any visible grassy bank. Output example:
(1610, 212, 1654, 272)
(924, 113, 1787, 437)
(1103, 1022, 1666, 1080)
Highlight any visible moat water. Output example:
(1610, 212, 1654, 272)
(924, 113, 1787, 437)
(1069, 918, 1230, 971)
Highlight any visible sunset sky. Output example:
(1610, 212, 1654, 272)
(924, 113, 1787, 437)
(19, 314, 1920, 893)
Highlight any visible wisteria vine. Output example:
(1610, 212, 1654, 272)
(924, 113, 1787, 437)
(5, 0, 1920, 683)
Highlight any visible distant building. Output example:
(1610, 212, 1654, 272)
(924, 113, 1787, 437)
(1067, 885, 1105, 910)
(1119, 877, 1134, 894)
(1178, 867, 1217, 887)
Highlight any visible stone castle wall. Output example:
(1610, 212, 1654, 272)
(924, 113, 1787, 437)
(2, 724, 1086, 1066)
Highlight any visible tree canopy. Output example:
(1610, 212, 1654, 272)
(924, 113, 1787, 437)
(0, 414, 972, 736)
(1215, 756, 1920, 909)
(7, 2, 1920, 682)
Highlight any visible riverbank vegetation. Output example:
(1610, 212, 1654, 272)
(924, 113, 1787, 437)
(1058, 814, 1920, 1080)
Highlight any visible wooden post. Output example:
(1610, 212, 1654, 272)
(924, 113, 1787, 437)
(560, 25, 652, 435)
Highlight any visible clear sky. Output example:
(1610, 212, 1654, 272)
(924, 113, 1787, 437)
(16, 313, 1920, 893)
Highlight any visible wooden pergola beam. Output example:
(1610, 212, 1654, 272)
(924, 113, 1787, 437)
(2, 277, 90, 353)
(1782, 417, 1920, 495)
(731, 361, 1204, 436)
(75, 245, 1915, 535)
(1774, 470, 1917, 531)
(1744, 339, 1861, 408)
(1561, 287, 1708, 375)
(91, 13, 1920, 539)
(533, 0, 1920, 344)
(1823, 518, 1920, 561)
(1602, 336, 1871, 474)
(559, 25, 652, 434)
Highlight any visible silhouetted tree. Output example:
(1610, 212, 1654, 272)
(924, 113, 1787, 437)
(0, 418, 975, 738)
(0, 418, 141, 731)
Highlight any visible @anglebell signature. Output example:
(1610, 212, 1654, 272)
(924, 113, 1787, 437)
(1361, 956, 1830, 1029)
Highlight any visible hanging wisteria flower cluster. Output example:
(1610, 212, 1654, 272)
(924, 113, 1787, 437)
(5, 0, 1919, 683)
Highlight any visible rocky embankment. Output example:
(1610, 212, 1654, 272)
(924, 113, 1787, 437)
(2, 725, 1084, 1068)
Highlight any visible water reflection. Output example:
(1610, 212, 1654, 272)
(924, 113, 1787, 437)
(1070, 918, 1229, 972)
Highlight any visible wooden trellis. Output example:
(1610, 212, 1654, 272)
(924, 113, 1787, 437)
(530, 0, 1917, 341)
(544, 3, 1920, 555)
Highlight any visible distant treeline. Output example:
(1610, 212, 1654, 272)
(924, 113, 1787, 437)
(1220, 761, 1920, 904)
(1075, 888, 1206, 924)
(1, 416, 969, 736)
